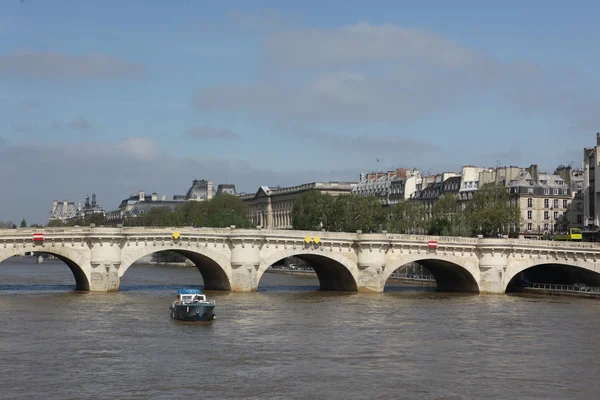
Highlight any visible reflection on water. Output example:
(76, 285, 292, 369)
(1, 257, 600, 399)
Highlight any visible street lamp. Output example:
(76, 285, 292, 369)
(550, 206, 554, 238)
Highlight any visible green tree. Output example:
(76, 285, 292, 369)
(204, 194, 252, 228)
(428, 194, 469, 236)
(387, 200, 427, 234)
(292, 190, 334, 230)
(20, 219, 27, 228)
(332, 195, 385, 233)
(465, 183, 521, 237)
(46, 219, 65, 227)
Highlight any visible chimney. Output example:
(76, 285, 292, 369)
(597, 132, 600, 147)
(528, 165, 539, 183)
(139, 190, 145, 202)
(396, 168, 408, 179)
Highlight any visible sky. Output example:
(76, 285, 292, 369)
(1, 0, 600, 224)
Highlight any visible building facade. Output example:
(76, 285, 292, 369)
(49, 193, 106, 222)
(240, 182, 357, 229)
(583, 133, 600, 231)
(508, 165, 571, 236)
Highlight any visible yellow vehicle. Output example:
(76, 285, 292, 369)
(551, 228, 583, 241)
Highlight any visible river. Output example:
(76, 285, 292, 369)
(1, 257, 599, 399)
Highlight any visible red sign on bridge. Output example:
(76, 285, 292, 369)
(427, 240, 438, 249)
(33, 233, 44, 242)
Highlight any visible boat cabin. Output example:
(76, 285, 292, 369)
(176, 288, 207, 304)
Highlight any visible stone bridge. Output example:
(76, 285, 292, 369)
(2, 227, 600, 294)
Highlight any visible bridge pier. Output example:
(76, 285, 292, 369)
(477, 247, 507, 294)
(88, 229, 123, 292)
(356, 239, 387, 293)
(229, 235, 261, 292)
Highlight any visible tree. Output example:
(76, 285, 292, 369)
(0, 221, 15, 229)
(125, 194, 252, 228)
(387, 200, 427, 234)
(427, 194, 471, 236)
(20, 219, 27, 228)
(465, 183, 521, 237)
(204, 194, 252, 228)
(328, 194, 385, 233)
(46, 219, 65, 227)
(292, 190, 334, 231)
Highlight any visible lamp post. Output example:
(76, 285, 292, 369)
(550, 206, 554, 238)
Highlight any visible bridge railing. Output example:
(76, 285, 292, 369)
(522, 282, 600, 294)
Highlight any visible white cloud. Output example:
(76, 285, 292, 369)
(183, 126, 240, 140)
(0, 51, 146, 80)
(117, 137, 161, 161)
(67, 117, 93, 131)
(227, 9, 288, 32)
(277, 123, 438, 154)
(22, 99, 42, 109)
(192, 21, 598, 128)
(265, 21, 486, 70)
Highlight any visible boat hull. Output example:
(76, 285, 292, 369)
(170, 303, 216, 321)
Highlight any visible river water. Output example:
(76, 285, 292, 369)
(1, 257, 599, 400)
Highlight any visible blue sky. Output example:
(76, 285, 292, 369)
(1, 1, 600, 224)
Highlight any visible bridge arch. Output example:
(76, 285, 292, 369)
(0, 246, 90, 291)
(504, 258, 600, 292)
(383, 254, 480, 293)
(258, 248, 359, 291)
(119, 245, 232, 291)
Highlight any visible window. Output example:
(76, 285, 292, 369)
(553, 199, 559, 208)
(528, 188, 534, 194)
(527, 198, 533, 207)
(563, 200, 568, 208)
(527, 223, 533, 231)
(544, 211, 549, 220)
(527, 211, 532, 219)
(544, 199, 549, 208)
(544, 223, 549, 231)
(577, 215, 583, 223)
(554, 211, 558, 219)
(553, 189, 558, 195)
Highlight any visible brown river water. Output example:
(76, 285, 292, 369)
(1, 257, 599, 400)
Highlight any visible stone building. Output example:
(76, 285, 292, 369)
(508, 165, 571, 235)
(240, 182, 357, 229)
(353, 168, 423, 206)
(185, 179, 214, 201)
(583, 133, 600, 231)
(49, 200, 77, 221)
(49, 193, 106, 222)
(216, 184, 236, 196)
(555, 165, 584, 231)
(413, 173, 460, 219)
